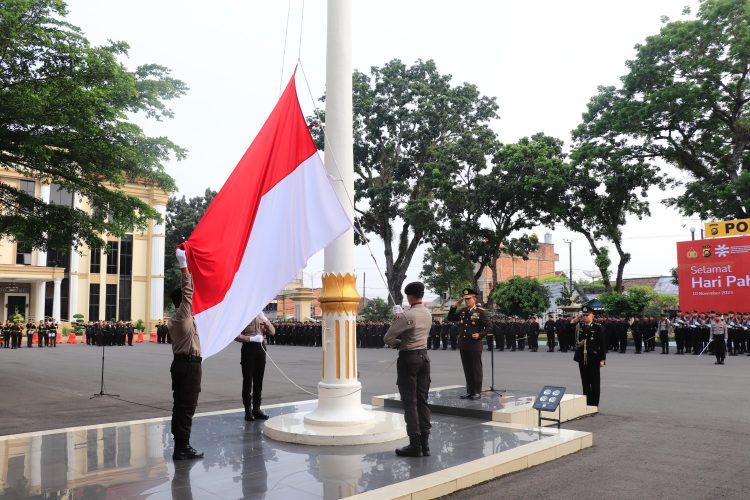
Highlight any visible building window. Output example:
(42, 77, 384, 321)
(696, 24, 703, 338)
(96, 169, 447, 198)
(89, 284, 100, 321)
(19, 179, 35, 197)
(118, 279, 131, 321)
(106, 241, 119, 274)
(90, 248, 101, 274)
(15, 241, 31, 265)
(105, 284, 117, 321)
(119, 235, 133, 276)
(46, 247, 70, 269)
(49, 183, 73, 207)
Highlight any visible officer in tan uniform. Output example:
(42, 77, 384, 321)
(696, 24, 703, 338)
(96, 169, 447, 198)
(168, 248, 204, 460)
(384, 281, 433, 458)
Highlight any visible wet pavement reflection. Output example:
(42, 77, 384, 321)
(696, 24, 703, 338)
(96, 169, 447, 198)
(0, 403, 555, 499)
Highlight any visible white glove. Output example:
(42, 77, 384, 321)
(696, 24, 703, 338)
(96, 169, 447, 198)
(392, 305, 403, 315)
(176, 248, 188, 269)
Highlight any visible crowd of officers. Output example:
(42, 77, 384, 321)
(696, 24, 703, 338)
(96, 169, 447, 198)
(261, 311, 750, 359)
(0, 320, 60, 349)
(83, 321, 137, 347)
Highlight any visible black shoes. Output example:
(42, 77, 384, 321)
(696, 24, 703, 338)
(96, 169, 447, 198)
(173, 445, 204, 460)
(396, 436, 423, 457)
(252, 410, 270, 420)
(469, 394, 481, 400)
(459, 393, 472, 399)
(420, 434, 430, 456)
(244, 410, 254, 421)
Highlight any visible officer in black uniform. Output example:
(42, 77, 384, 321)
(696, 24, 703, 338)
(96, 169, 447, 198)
(384, 281, 432, 458)
(544, 314, 556, 352)
(572, 305, 606, 407)
(447, 288, 491, 400)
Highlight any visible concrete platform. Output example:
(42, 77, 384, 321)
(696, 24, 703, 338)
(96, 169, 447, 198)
(372, 385, 597, 427)
(0, 400, 592, 499)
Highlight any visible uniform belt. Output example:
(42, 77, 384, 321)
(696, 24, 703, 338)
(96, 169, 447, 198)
(399, 348, 427, 355)
(174, 353, 202, 363)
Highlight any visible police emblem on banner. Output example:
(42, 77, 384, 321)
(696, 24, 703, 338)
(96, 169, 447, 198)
(702, 245, 711, 258)
(687, 248, 698, 258)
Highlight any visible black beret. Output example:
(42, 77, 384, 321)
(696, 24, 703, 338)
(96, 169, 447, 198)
(462, 288, 479, 297)
(581, 305, 596, 314)
(404, 281, 425, 298)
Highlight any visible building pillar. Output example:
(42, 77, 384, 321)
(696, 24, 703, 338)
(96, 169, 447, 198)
(33, 281, 46, 322)
(52, 278, 62, 322)
(149, 204, 166, 323)
(68, 194, 82, 320)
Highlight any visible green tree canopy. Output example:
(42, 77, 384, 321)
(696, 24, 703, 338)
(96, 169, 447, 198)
(0, 0, 187, 252)
(359, 297, 393, 322)
(576, 0, 750, 220)
(490, 277, 549, 318)
(420, 245, 471, 300)
(599, 287, 656, 317)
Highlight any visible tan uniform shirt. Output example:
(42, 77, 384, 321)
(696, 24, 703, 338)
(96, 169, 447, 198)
(236, 314, 276, 343)
(168, 272, 201, 356)
(383, 303, 432, 351)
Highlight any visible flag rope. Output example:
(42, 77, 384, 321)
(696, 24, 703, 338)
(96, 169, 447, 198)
(279, 0, 293, 95)
(263, 343, 399, 399)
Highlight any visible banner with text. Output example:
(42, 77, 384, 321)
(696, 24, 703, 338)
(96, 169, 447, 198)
(677, 235, 750, 312)
(704, 218, 750, 238)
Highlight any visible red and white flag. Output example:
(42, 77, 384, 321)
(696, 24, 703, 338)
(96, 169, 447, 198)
(181, 74, 350, 359)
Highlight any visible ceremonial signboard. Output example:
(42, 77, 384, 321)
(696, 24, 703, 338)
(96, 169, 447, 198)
(676, 235, 750, 312)
(704, 218, 750, 238)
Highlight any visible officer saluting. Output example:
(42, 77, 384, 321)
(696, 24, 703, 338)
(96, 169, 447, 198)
(447, 288, 491, 400)
(384, 282, 433, 458)
(572, 305, 606, 407)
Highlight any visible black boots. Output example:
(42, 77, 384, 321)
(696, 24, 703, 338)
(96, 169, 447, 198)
(245, 407, 270, 421)
(396, 435, 423, 457)
(173, 443, 204, 460)
(420, 434, 430, 456)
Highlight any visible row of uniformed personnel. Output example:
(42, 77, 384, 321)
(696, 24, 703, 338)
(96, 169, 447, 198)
(1, 320, 60, 349)
(83, 321, 136, 346)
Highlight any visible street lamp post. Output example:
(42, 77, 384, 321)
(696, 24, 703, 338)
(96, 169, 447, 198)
(564, 239, 573, 291)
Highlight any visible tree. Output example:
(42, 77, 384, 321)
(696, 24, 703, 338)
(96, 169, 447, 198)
(420, 245, 471, 300)
(600, 287, 655, 316)
(164, 189, 216, 306)
(577, 0, 750, 220)
(311, 59, 499, 304)
(432, 134, 558, 290)
(490, 277, 549, 318)
(643, 293, 679, 317)
(555, 282, 583, 307)
(0, 0, 187, 253)
(359, 297, 393, 322)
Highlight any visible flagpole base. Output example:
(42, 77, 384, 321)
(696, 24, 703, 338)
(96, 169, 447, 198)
(263, 409, 407, 446)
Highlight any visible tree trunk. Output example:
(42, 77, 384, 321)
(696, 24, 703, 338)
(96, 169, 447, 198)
(580, 232, 614, 293)
(612, 238, 630, 293)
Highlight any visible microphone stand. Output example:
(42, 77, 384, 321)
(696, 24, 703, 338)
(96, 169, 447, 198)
(91, 340, 119, 399)
(482, 334, 505, 395)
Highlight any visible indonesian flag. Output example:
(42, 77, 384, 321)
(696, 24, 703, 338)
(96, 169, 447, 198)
(180, 74, 350, 359)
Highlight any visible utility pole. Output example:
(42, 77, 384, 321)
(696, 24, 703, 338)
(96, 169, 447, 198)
(564, 239, 573, 291)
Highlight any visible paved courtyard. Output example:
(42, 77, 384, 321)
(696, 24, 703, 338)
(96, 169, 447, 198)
(1, 343, 749, 498)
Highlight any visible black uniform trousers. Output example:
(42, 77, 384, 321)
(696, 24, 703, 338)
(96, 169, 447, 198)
(578, 361, 601, 406)
(241, 342, 266, 410)
(396, 349, 431, 437)
(459, 349, 483, 395)
(713, 337, 726, 363)
(171, 355, 202, 447)
(659, 331, 669, 353)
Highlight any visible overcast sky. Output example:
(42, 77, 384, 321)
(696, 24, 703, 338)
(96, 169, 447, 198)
(65, 0, 703, 301)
